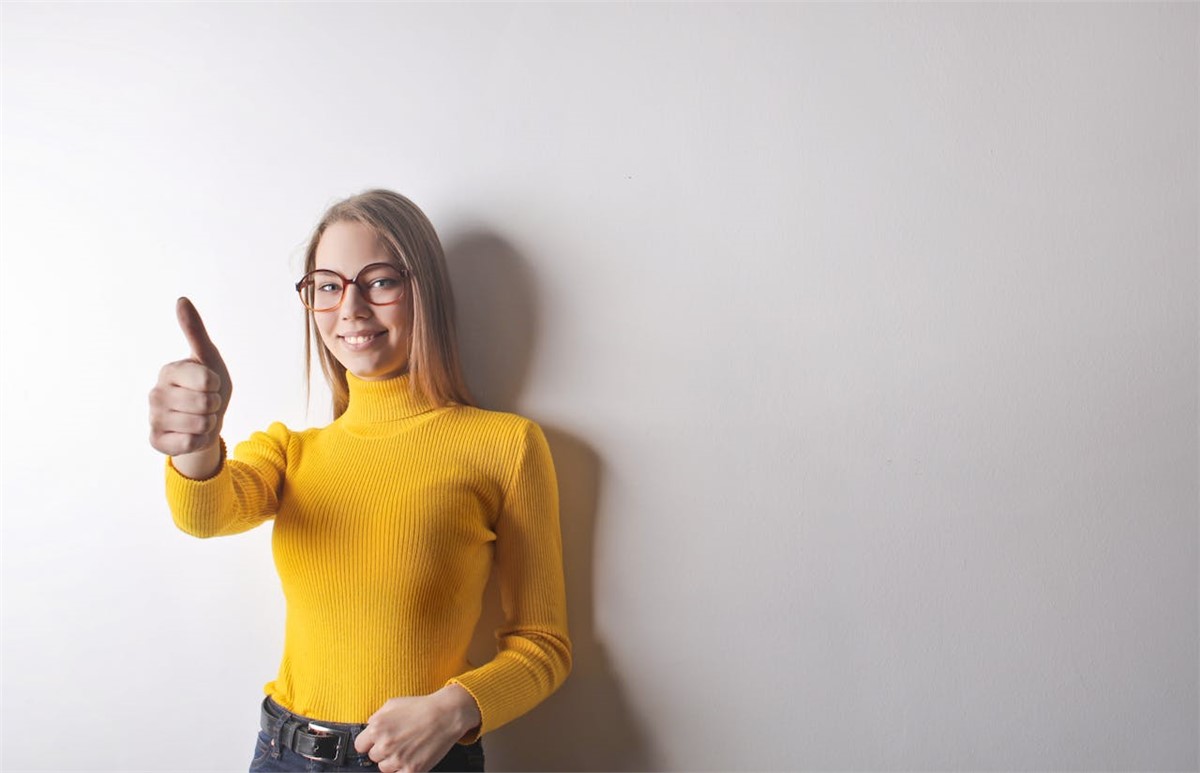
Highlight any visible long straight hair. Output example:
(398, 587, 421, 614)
(302, 189, 474, 418)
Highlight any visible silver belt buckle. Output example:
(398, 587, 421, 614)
(301, 722, 343, 762)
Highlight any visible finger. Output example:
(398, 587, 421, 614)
(353, 727, 374, 756)
(159, 360, 222, 393)
(152, 410, 218, 436)
(363, 734, 395, 764)
(176, 297, 227, 371)
(151, 383, 222, 415)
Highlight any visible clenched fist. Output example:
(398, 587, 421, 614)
(149, 298, 232, 478)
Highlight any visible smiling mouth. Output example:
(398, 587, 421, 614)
(342, 333, 382, 344)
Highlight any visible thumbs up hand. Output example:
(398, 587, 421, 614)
(149, 298, 233, 478)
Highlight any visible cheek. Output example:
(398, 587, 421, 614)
(382, 305, 412, 332)
(314, 316, 337, 345)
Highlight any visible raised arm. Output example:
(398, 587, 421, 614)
(150, 297, 284, 537)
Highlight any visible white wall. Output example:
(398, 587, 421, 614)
(2, 3, 1196, 771)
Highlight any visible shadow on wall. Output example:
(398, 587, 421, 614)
(446, 232, 653, 771)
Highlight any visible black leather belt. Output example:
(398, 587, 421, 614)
(259, 696, 368, 767)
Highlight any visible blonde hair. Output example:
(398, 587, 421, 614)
(302, 189, 474, 418)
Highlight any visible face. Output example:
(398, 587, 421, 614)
(312, 220, 413, 381)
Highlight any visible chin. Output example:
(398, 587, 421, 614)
(348, 361, 408, 381)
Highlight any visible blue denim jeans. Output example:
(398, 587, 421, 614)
(249, 696, 485, 772)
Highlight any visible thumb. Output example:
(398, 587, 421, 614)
(176, 297, 227, 372)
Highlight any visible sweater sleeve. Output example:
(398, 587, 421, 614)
(445, 419, 572, 742)
(164, 422, 291, 538)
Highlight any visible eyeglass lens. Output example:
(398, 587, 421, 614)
(299, 265, 406, 311)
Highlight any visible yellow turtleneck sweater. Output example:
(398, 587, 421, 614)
(164, 372, 570, 742)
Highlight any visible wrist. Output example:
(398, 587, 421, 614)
(170, 437, 225, 480)
(436, 683, 481, 740)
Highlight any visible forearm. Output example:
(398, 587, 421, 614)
(165, 424, 289, 537)
(445, 626, 572, 740)
(165, 449, 277, 538)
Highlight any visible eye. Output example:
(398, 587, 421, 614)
(316, 281, 342, 293)
(369, 277, 398, 289)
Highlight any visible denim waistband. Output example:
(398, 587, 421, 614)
(259, 694, 484, 769)
(261, 695, 369, 734)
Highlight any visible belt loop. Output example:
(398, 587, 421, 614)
(271, 700, 287, 760)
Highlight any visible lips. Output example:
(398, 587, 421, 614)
(341, 332, 381, 344)
(338, 331, 386, 351)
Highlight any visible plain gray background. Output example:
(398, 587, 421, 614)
(2, 2, 1197, 771)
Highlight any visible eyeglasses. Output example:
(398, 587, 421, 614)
(295, 262, 411, 312)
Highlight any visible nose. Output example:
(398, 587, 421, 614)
(339, 282, 372, 318)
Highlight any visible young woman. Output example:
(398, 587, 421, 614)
(148, 189, 571, 773)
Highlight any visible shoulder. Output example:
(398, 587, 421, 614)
(256, 421, 316, 443)
(448, 405, 538, 432)
(234, 421, 293, 448)
(442, 406, 549, 455)
(237, 421, 323, 452)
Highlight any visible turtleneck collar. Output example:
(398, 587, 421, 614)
(340, 371, 438, 426)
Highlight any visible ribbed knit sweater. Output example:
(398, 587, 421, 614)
(163, 371, 571, 742)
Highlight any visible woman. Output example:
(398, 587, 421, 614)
(148, 189, 572, 773)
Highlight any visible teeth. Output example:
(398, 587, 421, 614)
(344, 334, 377, 344)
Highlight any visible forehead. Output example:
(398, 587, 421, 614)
(315, 220, 392, 272)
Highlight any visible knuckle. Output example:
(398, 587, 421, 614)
(161, 360, 187, 382)
(156, 390, 180, 415)
(149, 386, 169, 409)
